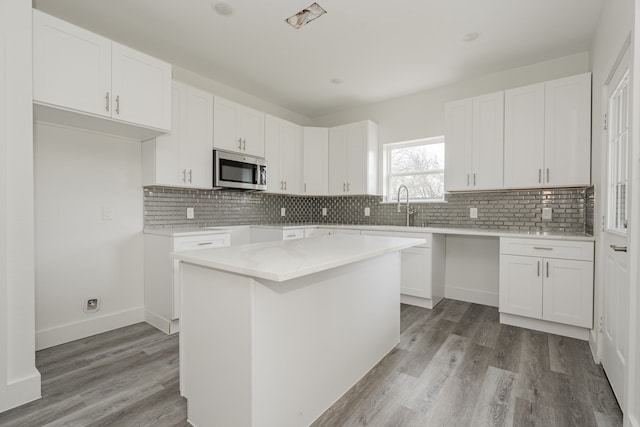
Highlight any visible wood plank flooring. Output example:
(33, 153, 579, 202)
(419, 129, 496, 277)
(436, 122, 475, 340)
(0, 300, 623, 426)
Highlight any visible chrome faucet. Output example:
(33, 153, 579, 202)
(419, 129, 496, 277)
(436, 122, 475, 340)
(396, 184, 415, 227)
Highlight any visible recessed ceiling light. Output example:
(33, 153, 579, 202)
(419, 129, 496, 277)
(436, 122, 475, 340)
(330, 78, 343, 85)
(285, 2, 327, 29)
(461, 32, 480, 42)
(212, 1, 234, 16)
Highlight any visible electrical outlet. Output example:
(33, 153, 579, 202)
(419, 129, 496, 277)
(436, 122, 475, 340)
(364, 207, 371, 217)
(102, 207, 113, 221)
(542, 207, 553, 220)
(84, 297, 100, 313)
(187, 207, 194, 219)
(281, 207, 286, 217)
(322, 207, 327, 216)
(470, 207, 478, 219)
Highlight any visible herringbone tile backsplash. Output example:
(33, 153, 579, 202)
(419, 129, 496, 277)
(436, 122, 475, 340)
(144, 186, 594, 235)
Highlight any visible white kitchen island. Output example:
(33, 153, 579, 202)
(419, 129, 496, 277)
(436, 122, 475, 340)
(172, 234, 424, 427)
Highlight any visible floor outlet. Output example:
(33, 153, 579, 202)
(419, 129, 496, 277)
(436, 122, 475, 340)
(281, 207, 286, 217)
(322, 207, 327, 216)
(364, 207, 370, 217)
(470, 207, 478, 219)
(542, 207, 553, 220)
(187, 207, 194, 219)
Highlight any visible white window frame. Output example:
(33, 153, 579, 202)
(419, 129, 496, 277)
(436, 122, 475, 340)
(383, 136, 445, 202)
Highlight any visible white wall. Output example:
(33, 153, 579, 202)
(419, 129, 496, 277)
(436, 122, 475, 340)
(0, 0, 40, 413)
(589, 0, 634, 362)
(173, 66, 313, 126)
(33, 123, 145, 350)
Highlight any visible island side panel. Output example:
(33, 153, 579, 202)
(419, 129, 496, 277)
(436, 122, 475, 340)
(253, 252, 401, 427)
(180, 262, 254, 427)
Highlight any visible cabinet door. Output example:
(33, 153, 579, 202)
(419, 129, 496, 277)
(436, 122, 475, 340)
(499, 255, 543, 319)
(328, 127, 348, 195)
(543, 258, 594, 328)
(279, 122, 301, 194)
(302, 127, 329, 195)
(213, 97, 240, 152)
(33, 10, 111, 118)
(444, 99, 473, 191)
(504, 83, 545, 188)
(181, 85, 213, 188)
(238, 106, 265, 158)
(472, 92, 504, 189)
(400, 247, 431, 298)
(111, 42, 172, 131)
(544, 73, 591, 187)
(345, 122, 367, 194)
(264, 116, 282, 193)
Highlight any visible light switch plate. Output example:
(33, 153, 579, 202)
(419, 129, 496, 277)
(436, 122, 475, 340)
(470, 207, 478, 219)
(281, 207, 286, 217)
(542, 207, 553, 220)
(186, 207, 194, 219)
(364, 207, 370, 217)
(102, 207, 113, 221)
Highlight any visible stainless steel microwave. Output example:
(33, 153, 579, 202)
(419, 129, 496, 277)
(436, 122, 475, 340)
(213, 150, 267, 191)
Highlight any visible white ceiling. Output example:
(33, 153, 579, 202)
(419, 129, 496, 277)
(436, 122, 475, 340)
(33, 0, 604, 118)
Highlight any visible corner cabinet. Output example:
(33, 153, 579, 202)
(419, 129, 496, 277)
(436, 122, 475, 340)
(265, 115, 302, 194)
(328, 120, 378, 195)
(444, 92, 504, 191)
(302, 127, 329, 195)
(213, 97, 265, 158)
(504, 73, 591, 188)
(142, 81, 213, 189)
(33, 10, 171, 134)
(499, 237, 594, 337)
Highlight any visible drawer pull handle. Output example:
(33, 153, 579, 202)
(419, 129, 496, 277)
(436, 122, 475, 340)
(537, 261, 540, 277)
(197, 242, 214, 246)
(609, 245, 628, 252)
(546, 261, 549, 278)
(533, 246, 553, 250)
(285, 234, 297, 238)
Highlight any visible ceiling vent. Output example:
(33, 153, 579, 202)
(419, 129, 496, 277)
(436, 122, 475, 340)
(285, 2, 327, 29)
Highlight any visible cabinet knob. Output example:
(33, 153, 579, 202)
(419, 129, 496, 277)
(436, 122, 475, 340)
(546, 168, 550, 183)
(182, 169, 186, 183)
(105, 92, 110, 112)
(538, 169, 542, 183)
(115, 95, 120, 115)
(188, 169, 193, 183)
(242, 139, 246, 151)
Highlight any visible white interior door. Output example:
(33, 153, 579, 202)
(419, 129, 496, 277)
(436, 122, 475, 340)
(601, 49, 631, 410)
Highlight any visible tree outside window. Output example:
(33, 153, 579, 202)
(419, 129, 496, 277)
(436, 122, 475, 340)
(384, 137, 445, 201)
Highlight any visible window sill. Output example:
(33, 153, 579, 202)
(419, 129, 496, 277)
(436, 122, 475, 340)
(380, 200, 447, 204)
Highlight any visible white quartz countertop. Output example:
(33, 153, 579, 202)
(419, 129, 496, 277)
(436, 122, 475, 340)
(252, 223, 595, 241)
(171, 234, 425, 282)
(143, 227, 230, 237)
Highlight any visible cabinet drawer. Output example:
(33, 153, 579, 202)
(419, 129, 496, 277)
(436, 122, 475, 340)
(174, 234, 231, 251)
(282, 229, 305, 240)
(500, 238, 593, 261)
(361, 230, 431, 248)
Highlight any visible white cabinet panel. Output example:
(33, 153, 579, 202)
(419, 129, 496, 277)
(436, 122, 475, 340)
(111, 42, 172, 130)
(542, 259, 593, 328)
(265, 116, 301, 194)
(400, 247, 431, 298)
(214, 97, 265, 158)
(544, 73, 591, 187)
(328, 121, 377, 195)
(33, 10, 111, 118)
(504, 83, 545, 188)
(444, 98, 473, 191)
(499, 254, 543, 319)
(302, 127, 329, 195)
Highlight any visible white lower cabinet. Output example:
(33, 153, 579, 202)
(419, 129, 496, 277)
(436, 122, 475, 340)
(251, 227, 306, 242)
(499, 238, 594, 333)
(360, 230, 445, 309)
(144, 231, 231, 334)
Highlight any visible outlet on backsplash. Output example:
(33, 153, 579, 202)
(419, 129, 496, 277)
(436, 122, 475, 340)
(281, 207, 286, 217)
(187, 207, 194, 219)
(470, 207, 478, 219)
(364, 207, 370, 217)
(322, 208, 327, 216)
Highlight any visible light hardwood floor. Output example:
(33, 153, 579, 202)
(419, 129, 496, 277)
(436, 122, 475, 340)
(0, 300, 623, 426)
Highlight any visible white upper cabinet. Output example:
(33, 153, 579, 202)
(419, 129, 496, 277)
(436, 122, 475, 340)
(142, 81, 213, 189)
(445, 92, 504, 191)
(33, 10, 172, 133)
(328, 121, 378, 195)
(302, 127, 329, 195)
(544, 73, 591, 187)
(504, 74, 591, 188)
(265, 116, 302, 194)
(213, 97, 265, 158)
(504, 83, 546, 188)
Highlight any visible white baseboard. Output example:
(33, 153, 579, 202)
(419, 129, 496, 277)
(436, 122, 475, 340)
(500, 313, 590, 340)
(5, 369, 41, 411)
(144, 310, 179, 335)
(36, 306, 145, 350)
(401, 294, 443, 309)
(445, 286, 499, 307)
